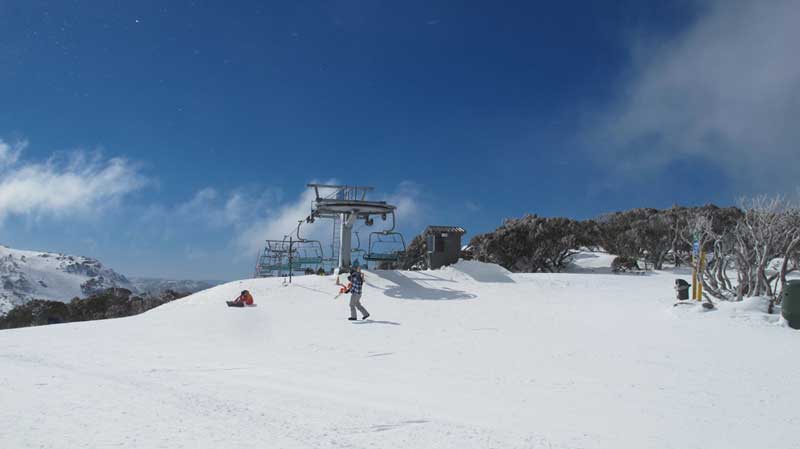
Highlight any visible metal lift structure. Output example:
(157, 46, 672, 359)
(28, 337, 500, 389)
(254, 184, 406, 278)
(303, 184, 400, 272)
(253, 222, 325, 279)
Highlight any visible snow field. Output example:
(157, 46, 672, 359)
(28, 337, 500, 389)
(1, 259, 799, 449)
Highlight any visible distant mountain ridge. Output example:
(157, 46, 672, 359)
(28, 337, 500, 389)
(0, 245, 216, 315)
(128, 277, 220, 297)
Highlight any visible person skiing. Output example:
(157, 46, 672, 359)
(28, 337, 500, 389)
(347, 267, 369, 320)
(227, 290, 254, 307)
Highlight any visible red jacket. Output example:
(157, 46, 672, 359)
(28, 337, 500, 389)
(238, 292, 254, 305)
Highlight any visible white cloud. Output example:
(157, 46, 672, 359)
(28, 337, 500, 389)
(175, 186, 285, 229)
(0, 139, 26, 167)
(230, 181, 426, 256)
(383, 180, 425, 228)
(234, 187, 329, 255)
(0, 142, 147, 223)
(591, 0, 800, 188)
(165, 181, 427, 258)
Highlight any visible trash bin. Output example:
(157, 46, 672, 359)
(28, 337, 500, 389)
(782, 280, 800, 330)
(675, 279, 690, 301)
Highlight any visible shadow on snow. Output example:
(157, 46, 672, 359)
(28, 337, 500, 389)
(368, 271, 478, 301)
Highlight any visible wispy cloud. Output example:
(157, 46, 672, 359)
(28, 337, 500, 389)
(589, 0, 800, 189)
(233, 187, 328, 255)
(0, 139, 26, 167)
(0, 139, 147, 223)
(383, 180, 425, 228)
(176, 187, 281, 229)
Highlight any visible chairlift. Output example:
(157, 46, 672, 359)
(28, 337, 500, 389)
(289, 221, 325, 267)
(364, 231, 406, 263)
(364, 211, 406, 263)
(352, 231, 366, 255)
(350, 231, 367, 268)
(288, 241, 324, 266)
(254, 240, 294, 277)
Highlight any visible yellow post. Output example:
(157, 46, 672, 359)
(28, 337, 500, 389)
(696, 250, 705, 301)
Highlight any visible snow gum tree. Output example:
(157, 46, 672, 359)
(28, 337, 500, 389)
(599, 207, 697, 270)
(693, 195, 800, 301)
(399, 234, 428, 270)
(470, 215, 599, 273)
(597, 205, 743, 271)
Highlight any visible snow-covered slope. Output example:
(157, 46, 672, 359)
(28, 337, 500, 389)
(0, 245, 133, 314)
(1, 260, 798, 449)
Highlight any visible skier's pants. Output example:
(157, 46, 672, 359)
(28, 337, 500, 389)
(350, 293, 369, 318)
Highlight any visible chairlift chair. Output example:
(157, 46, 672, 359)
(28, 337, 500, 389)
(283, 236, 324, 268)
(254, 240, 295, 277)
(350, 230, 367, 267)
(289, 221, 326, 266)
(364, 231, 406, 263)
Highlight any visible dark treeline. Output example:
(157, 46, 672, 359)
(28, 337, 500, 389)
(465, 205, 742, 273)
(0, 288, 188, 330)
(403, 200, 800, 301)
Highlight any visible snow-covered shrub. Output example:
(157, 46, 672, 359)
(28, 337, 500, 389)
(611, 256, 640, 273)
(0, 299, 71, 328)
(469, 215, 599, 273)
(0, 288, 188, 329)
(597, 205, 742, 270)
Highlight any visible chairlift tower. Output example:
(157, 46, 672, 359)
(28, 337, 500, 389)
(305, 184, 398, 271)
(253, 231, 324, 279)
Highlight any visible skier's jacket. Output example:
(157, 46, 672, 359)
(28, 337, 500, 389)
(347, 272, 364, 295)
(238, 291, 254, 305)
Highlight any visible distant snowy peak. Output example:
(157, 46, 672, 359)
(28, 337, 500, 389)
(0, 245, 135, 314)
(0, 245, 216, 316)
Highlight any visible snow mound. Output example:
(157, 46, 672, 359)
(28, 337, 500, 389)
(672, 296, 785, 327)
(445, 259, 516, 283)
(565, 249, 617, 273)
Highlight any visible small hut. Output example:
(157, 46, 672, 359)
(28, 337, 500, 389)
(424, 226, 466, 269)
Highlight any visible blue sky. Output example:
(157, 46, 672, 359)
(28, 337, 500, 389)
(1, 0, 798, 280)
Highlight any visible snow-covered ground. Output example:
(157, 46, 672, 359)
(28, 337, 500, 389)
(2, 258, 798, 449)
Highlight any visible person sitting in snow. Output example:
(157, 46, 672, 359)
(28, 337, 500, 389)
(346, 267, 369, 321)
(227, 290, 254, 307)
